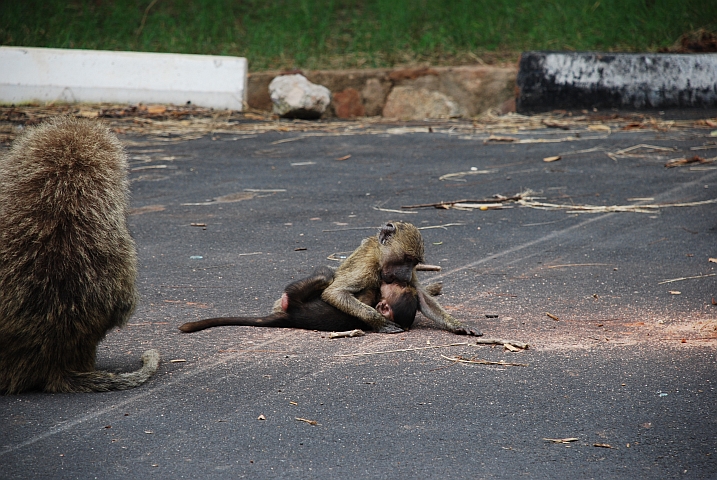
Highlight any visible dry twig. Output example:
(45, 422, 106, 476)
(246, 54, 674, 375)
(440, 355, 528, 367)
(475, 338, 530, 350)
(403, 194, 524, 210)
(329, 329, 365, 339)
(544, 438, 579, 443)
(517, 196, 717, 214)
(657, 273, 716, 285)
(416, 264, 441, 271)
(295, 417, 319, 426)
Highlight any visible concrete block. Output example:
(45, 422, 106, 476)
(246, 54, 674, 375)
(517, 52, 717, 112)
(0, 46, 247, 110)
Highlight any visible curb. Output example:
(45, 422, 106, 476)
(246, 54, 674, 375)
(517, 52, 717, 113)
(3, 46, 714, 118)
(0, 46, 248, 110)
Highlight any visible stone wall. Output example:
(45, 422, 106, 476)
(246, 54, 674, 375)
(247, 65, 517, 120)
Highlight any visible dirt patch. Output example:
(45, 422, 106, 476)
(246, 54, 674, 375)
(448, 303, 717, 352)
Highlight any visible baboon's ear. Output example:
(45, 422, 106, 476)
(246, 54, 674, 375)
(375, 300, 392, 319)
(379, 222, 396, 245)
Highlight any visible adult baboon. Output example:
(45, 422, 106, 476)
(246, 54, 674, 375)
(0, 116, 160, 394)
(321, 222, 481, 335)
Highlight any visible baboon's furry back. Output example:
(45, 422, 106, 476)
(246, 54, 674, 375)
(0, 116, 146, 393)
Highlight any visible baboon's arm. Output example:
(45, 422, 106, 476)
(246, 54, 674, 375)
(416, 284, 482, 336)
(321, 284, 404, 333)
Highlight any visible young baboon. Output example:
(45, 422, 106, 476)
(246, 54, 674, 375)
(0, 116, 160, 394)
(321, 222, 482, 335)
(178, 266, 422, 333)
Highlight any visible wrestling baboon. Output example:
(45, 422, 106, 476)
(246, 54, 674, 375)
(178, 265, 422, 333)
(321, 221, 482, 335)
(0, 116, 160, 394)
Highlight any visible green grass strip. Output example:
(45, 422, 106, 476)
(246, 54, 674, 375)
(1, 0, 714, 71)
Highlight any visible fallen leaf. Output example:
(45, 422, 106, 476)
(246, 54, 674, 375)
(543, 155, 561, 162)
(545, 312, 559, 321)
(588, 124, 611, 133)
(665, 155, 712, 168)
(709, 258, 717, 264)
(484, 135, 517, 143)
(289, 401, 298, 406)
(542, 120, 571, 130)
(336, 154, 351, 161)
(78, 110, 99, 118)
(258, 415, 266, 421)
(146, 105, 167, 115)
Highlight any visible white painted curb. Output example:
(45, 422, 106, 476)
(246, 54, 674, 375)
(517, 52, 717, 112)
(0, 46, 247, 110)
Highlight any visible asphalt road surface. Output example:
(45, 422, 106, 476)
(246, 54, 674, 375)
(1, 114, 716, 479)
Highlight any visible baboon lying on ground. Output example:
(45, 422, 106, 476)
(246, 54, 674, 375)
(180, 222, 480, 336)
(178, 265, 432, 333)
(0, 116, 160, 394)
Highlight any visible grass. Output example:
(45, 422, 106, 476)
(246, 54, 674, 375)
(1, 0, 714, 71)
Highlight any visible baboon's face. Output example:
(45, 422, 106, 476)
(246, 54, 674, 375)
(377, 222, 424, 284)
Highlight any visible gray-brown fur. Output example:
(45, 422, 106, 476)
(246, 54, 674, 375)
(0, 116, 159, 394)
(321, 221, 482, 335)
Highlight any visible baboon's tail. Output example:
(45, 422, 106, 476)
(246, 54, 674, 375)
(178, 313, 290, 333)
(63, 350, 160, 393)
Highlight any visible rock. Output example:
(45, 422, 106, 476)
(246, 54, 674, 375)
(332, 88, 365, 118)
(382, 86, 461, 120)
(269, 74, 331, 119)
(390, 66, 516, 117)
(360, 78, 391, 116)
(499, 98, 516, 114)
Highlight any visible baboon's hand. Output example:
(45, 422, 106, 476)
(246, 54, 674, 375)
(452, 325, 483, 336)
(376, 321, 405, 334)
